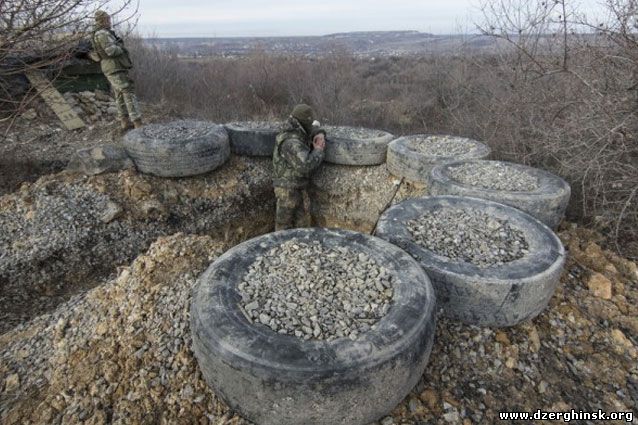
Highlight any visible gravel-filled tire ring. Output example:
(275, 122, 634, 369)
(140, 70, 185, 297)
(375, 196, 565, 327)
(386, 134, 491, 182)
(429, 160, 571, 229)
(224, 121, 279, 156)
(324, 126, 395, 165)
(191, 228, 437, 425)
(123, 121, 230, 177)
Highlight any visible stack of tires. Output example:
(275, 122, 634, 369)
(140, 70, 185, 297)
(378, 136, 569, 327)
(386, 134, 491, 183)
(224, 121, 397, 167)
(322, 125, 395, 166)
(182, 123, 571, 424)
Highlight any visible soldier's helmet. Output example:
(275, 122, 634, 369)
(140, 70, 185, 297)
(95, 10, 111, 28)
(291, 104, 315, 133)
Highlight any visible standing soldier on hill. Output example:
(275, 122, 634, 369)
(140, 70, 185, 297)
(272, 104, 326, 230)
(90, 10, 142, 133)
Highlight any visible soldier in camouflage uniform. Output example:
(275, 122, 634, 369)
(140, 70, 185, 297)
(272, 104, 326, 231)
(91, 10, 142, 132)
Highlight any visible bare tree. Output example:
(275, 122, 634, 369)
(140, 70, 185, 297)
(475, 0, 638, 257)
(0, 0, 138, 121)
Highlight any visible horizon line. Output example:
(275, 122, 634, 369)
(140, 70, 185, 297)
(137, 30, 482, 39)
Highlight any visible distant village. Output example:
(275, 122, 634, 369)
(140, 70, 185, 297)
(144, 31, 503, 58)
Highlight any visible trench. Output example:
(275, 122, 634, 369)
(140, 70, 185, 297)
(0, 157, 67, 196)
(0, 157, 274, 334)
(0, 156, 426, 335)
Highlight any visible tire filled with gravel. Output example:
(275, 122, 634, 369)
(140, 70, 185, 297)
(224, 120, 281, 156)
(387, 134, 490, 182)
(191, 228, 437, 425)
(123, 120, 230, 177)
(323, 125, 394, 165)
(238, 239, 394, 341)
(375, 195, 565, 327)
(429, 160, 571, 229)
(407, 208, 529, 268)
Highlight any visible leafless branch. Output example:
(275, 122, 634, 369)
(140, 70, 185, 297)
(0, 0, 138, 121)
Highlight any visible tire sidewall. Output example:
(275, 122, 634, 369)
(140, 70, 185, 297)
(324, 126, 395, 165)
(225, 122, 280, 157)
(429, 160, 571, 228)
(375, 196, 565, 327)
(123, 120, 230, 177)
(191, 228, 437, 424)
(387, 135, 491, 182)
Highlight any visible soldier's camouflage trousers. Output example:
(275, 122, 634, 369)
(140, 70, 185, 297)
(106, 71, 141, 121)
(274, 187, 305, 231)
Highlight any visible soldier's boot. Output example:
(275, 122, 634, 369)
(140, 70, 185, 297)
(112, 118, 134, 137)
(133, 119, 143, 129)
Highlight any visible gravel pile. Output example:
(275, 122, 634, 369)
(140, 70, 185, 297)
(448, 162, 540, 192)
(325, 125, 389, 139)
(0, 179, 163, 332)
(238, 239, 394, 341)
(228, 121, 281, 130)
(407, 209, 529, 267)
(408, 135, 478, 157)
(1, 234, 230, 425)
(0, 182, 109, 260)
(142, 120, 216, 140)
(0, 157, 275, 333)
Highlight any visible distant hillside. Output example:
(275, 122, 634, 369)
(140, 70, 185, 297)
(144, 31, 503, 58)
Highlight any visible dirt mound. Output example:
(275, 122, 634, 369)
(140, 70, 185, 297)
(310, 163, 426, 233)
(1, 227, 636, 424)
(0, 156, 274, 333)
(1, 234, 240, 424)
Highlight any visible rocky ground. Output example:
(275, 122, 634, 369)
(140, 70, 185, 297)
(0, 226, 636, 424)
(0, 121, 421, 334)
(0, 156, 275, 333)
(0, 93, 174, 196)
(0, 102, 636, 424)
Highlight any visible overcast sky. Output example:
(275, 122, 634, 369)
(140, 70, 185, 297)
(129, 0, 604, 38)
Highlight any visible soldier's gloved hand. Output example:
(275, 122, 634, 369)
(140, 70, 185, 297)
(313, 133, 326, 150)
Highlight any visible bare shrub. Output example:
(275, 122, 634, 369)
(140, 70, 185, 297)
(475, 0, 638, 257)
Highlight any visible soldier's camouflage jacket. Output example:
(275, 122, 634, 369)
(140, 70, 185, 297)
(272, 117, 325, 188)
(92, 28, 133, 76)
